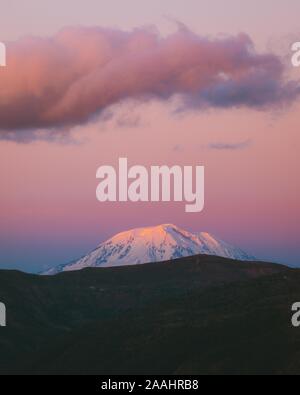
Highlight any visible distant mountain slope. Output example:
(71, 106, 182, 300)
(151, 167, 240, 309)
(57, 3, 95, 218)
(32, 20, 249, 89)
(0, 255, 292, 375)
(44, 224, 256, 274)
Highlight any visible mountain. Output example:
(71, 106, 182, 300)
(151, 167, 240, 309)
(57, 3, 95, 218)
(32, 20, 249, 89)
(44, 224, 256, 275)
(0, 255, 296, 375)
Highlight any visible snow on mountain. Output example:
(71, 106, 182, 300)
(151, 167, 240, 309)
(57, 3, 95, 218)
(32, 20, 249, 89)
(44, 224, 256, 275)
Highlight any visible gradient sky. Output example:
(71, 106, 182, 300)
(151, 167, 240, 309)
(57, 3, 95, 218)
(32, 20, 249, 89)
(0, 0, 299, 272)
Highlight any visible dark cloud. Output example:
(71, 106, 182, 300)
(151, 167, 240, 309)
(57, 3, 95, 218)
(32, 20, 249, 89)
(0, 26, 299, 141)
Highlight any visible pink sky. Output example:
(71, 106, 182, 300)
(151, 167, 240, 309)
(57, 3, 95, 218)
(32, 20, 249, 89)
(0, 1, 299, 272)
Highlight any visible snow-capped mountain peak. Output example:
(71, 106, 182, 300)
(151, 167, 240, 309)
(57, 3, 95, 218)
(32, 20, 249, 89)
(44, 224, 256, 275)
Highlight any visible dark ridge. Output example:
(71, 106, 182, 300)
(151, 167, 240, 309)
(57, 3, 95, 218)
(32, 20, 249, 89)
(0, 254, 298, 375)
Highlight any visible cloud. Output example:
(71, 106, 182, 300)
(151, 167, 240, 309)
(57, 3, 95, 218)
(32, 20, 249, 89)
(115, 113, 142, 128)
(209, 140, 252, 150)
(0, 25, 299, 141)
(173, 144, 184, 152)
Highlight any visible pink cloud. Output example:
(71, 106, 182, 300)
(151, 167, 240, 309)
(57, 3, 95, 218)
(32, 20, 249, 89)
(0, 25, 299, 140)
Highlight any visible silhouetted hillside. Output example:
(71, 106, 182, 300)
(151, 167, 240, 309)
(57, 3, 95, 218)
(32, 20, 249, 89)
(0, 254, 299, 375)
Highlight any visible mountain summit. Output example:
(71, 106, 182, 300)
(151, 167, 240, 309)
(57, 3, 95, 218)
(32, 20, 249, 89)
(44, 224, 256, 275)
